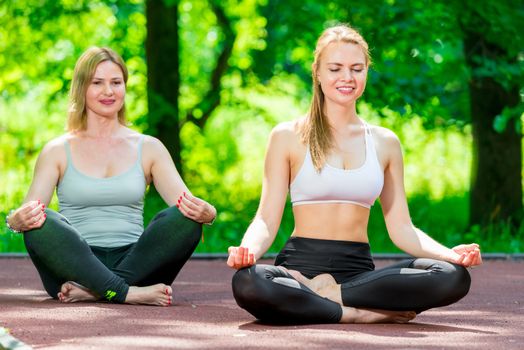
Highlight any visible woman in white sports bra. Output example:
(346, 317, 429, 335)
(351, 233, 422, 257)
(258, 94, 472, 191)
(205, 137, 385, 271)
(227, 24, 482, 324)
(6, 47, 216, 306)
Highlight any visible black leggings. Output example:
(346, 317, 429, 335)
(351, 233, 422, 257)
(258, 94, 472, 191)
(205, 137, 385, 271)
(232, 237, 471, 324)
(24, 206, 202, 303)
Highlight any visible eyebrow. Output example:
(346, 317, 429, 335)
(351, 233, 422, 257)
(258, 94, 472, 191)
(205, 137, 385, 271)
(91, 76, 123, 80)
(326, 62, 366, 67)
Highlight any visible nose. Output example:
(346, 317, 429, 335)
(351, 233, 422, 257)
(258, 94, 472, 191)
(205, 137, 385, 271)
(102, 82, 114, 96)
(342, 69, 354, 81)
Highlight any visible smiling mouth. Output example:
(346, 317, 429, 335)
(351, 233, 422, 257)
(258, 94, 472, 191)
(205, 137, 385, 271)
(336, 87, 354, 93)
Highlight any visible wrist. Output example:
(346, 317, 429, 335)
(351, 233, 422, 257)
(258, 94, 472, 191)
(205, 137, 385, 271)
(442, 249, 461, 263)
(5, 210, 22, 233)
(204, 203, 217, 226)
(204, 205, 217, 226)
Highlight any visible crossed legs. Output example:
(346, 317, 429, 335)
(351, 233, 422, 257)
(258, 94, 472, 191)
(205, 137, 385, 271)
(24, 206, 201, 305)
(232, 259, 470, 324)
(285, 270, 415, 323)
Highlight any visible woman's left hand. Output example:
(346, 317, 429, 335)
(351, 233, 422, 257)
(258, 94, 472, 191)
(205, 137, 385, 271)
(451, 243, 482, 267)
(176, 192, 217, 224)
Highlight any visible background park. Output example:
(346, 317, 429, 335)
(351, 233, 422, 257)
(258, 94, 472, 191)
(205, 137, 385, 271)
(1, 0, 523, 256)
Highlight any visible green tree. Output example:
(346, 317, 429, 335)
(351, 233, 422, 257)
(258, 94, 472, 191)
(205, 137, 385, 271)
(145, 0, 182, 170)
(459, 1, 523, 227)
(144, 0, 237, 173)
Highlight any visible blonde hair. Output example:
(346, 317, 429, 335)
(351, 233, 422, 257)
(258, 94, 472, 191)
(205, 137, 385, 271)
(67, 47, 128, 131)
(301, 24, 371, 171)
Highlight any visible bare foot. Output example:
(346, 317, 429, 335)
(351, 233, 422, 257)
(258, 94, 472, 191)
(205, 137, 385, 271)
(283, 268, 416, 323)
(125, 283, 172, 306)
(341, 307, 416, 324)
(58, 282, 99, 303)
(285, 270, 342, 301)
(285, 269, 337, 292)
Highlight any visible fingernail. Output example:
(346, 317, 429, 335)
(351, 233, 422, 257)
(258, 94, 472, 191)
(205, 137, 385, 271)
(176, 204, 179, 208)
(44, 214, 47, 218)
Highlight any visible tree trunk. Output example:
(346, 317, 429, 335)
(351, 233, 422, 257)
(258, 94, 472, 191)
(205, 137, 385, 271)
(464, 33, 522, 227)
(145, 0, 181, 173)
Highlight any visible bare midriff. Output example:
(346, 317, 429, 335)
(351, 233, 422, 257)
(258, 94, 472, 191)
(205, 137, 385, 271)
(291, 203, 370, 242)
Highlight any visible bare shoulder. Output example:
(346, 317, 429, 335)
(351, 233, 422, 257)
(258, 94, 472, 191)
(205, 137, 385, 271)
(368, 124, 401, 149)
(29, 135, 69, 176)
(140, 133, 173, 154)
(39, 134, 69, 159)
(141, 134, 171, 164)
(367, 124, 403, 169)
(142, 134, 164, 149)
(269, 118, 303, 146)
(271, 120, 298, 136)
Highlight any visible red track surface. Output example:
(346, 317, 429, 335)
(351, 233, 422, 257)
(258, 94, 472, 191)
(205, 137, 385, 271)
(1, 258, 523, 349)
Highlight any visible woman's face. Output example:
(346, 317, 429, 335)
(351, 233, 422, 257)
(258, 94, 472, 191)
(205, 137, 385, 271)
(85, 60, 125, 119)
(317, 42, 368, 107)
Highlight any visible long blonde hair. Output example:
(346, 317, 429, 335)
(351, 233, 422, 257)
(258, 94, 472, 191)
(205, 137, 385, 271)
(302, 24, 371, 171)
(67, 47, 128, 131)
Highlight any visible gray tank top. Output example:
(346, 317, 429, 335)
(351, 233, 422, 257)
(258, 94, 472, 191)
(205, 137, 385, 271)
(57, 136, 146, 248)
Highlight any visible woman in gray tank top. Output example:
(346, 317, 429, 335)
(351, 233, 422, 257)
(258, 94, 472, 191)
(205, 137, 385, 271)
(5, 47, 216, 305)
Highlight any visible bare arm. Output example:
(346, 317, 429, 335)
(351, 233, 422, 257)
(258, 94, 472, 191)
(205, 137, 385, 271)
(227, 125, 291, 268)
(144, 136, 216, 223)
(6, 140, 62, 232)
(379, 130, 481, 267)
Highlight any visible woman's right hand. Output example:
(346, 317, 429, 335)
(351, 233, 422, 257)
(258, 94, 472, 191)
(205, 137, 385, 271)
(227, 246, 256, 269)
(8, 200, 46, 233)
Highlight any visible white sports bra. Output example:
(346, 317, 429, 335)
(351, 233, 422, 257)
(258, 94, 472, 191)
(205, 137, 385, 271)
(289, 123, 384, 209)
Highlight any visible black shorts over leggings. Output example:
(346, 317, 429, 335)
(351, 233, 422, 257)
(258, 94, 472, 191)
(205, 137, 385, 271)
(232, 237, 471, 324)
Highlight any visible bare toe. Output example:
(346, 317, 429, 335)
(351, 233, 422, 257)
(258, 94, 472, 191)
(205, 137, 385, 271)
(395, 311, 417, 323)
(58, 281, 98, 303)
(125, 283, 173, 306)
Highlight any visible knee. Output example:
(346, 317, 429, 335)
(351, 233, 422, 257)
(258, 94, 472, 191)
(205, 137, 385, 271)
(160, 206, 201, 227)
(232, 265, 281, 307)
(24, 209, 69, 245)
(448, 264, 471, 299)
(153, 206, 202, 240)
(34, 209, 66, 229)
(231, 266, 259, 307)
(433, 262, 471, 304)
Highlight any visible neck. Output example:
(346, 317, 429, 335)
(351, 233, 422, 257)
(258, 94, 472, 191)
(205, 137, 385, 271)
(84, 113, 122, 138)
(324, 102, 360, 129)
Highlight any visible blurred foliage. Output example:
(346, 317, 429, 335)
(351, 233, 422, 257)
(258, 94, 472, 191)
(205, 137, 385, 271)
(1, 0, 523, 253)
